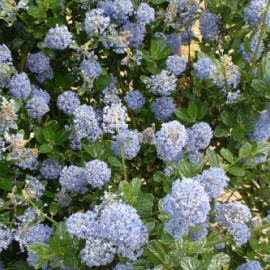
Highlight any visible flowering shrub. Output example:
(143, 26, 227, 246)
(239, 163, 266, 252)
(1, 0, 270, 269)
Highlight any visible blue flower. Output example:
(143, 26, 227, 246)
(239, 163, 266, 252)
(0, 223, 13, 252)
(80, 59, 102, 79)
(136, 3, 155, 24)
(7, 73, 31, 100)
(40, 159, 62, 180)
(57, 91, 80, 115)
(151, 97, 176, 122)
(228, 223, 251, 247)
(26, 52, 51, 74)
(194, 57, 215, 80)
(124, 90, 145, 111)
(237, 261, 262, 270)
(166, 55, 187, 76)
(199, 10, 220, 41)
(26, 96, 50, 119)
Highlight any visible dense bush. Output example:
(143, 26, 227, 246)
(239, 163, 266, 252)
(0, 0, 270, 269)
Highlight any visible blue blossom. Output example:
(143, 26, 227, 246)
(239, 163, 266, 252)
(35, 66, 54, 83)
(142, 126, 156, 144)
(57, 91, 80, 115)
(194, 57, 215, 80)
(214, 202, 252, 228)
(0, 44, 12, 64)
(7, 73, 31, 100)
(121, 22, 146, 48)
(59, 165, 88, 193)
(14, 223, 53, 251)
(0, 98, 18, 132)
(185, 122, 213, 153)
(66, 211, 97, 240)
(73, 105, 102, 142)
(237, 261, 262, 270)
(0, 223, 13, 252)
(31, 86, 50, 104)
(114, 263, 132, 270)
(165, 219, 188, 239)
(112, 129, 142, 160)
(148, 70, 177, 96)
(44, 25, 72, 49)
(85, 159, 111, 188)
(102, 103, 128, 133)
(156, 121, 187, 161)
(26, 52, 51, 74)
(151, 97, 176, 122)
(136, 3, 155, 24)
(228, 223, 251, 247)
(16, 207, 37, 225)
(166, 55, 187, 76)
(194, 167, 229, 199)
(55, 192, 72, 207)
(248, 110, 270, 142)
(240, 34, 264, 62)
(40, 159, 62, 180)
(26, 96, 50, 119)
(98, 202, 148, 260)
(84, 8, 110, 37)
(163, 178, 210, 228)
(244, 0, 270, 27)
(199, 10, 220, 41)
(24, 175, 45, 201)
(80, 238, 116, 267)
(181, 29, 194, 45)
(80, 59, 102, 79)
(226, 90, 240, 104)
(124, 90, 145, 111)
(166, 33, 181, 53)
(113, 0, 134, 22)
(189, 221, 208, 241)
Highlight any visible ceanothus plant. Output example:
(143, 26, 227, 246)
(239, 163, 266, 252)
(0, 0, 270, 269)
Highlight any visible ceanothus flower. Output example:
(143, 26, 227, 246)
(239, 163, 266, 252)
(166, 55, 187, 76)
(214, 201, 252, 228)
(102, 103, 128, 133)
(136, 3, 155, 24)
(57, 90, 80, 115)
(181, 29, 194, 45)
(35, 66, 54, 83)
(165, 219, 189, 239)
(7, 73, 31, 100)
(124, 90, 145, 111)
(148, 70, 177, 96)
(55, 192, 72, 208)
(24, 176, 45, 201)
(73, 105, 102, 142)
(85, 160, 111, 188)
(151, 97, 176, 122)
(228, 222, 251, 247)
(40, 159, 62, 180)
(26, 96, 50, 119)
(121, 22, 146, 48)
(199, 10, 220, 41)
(44, 25, 72, 49)
(80, 238, 116, 267)
(26, 52, 51, 74)
(189, 221, 209, 241)
(244, 0, 270, 27)
(27, 252, 49, 270)
(114, 263, 132, 270)
(84, 8, 110, 37)
(0, 223, 13, 252)
(236, 261, 262, 270)
(156, 120, 187, 161)
(59, 165, 88, 193)
(98, 202, 148, 260)
(31, 86, 50, 104)
(194, 57, 216, 80)
(0, 44, 12, 64)
(80, 59, 102, 79)
(112, 129, 142, 160)
(194, 167, 229, 199)
(163, 178, 210, 228)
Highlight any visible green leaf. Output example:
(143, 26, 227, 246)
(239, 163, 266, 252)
(232, 127, 244, 141)
(28, 242, 50, 258)
(145, 240, 167, 265)
(175, 108, 194, 123)
(221, 111, 234, 126)
(28, 6, 47, 19)
(94, 74, 111, 91)
(14, 97, 23, 112)
(140, 75, 150, 84)
(180, 257, 200, 270)
(197, 103, 208, 120)
(43, 127, 55, 143)
(207, 253, 230, 270)
(151, 0, 168, 4)
(227, 166, 245, 176)
(49, 202, 59, 216)
(39, 144, 53, 153)
(84, 142, 104, 159)
(108, 156, 122, 168)
(47, 0, 60, 9)
(0, 177, 12, 191)
(214, 124, 229, 137)
(153, 171, 166, 182)
(220, 148, 234, 163)
(187, 102, 198, 119)
(239, 143, 252, 158)
(206, 149, 221, 167)
(151, 39, 172, 60)
(14, 261, 34, 270)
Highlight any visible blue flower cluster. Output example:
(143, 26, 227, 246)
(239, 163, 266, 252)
(0, 44, 14, 88)
(151, 97, 175, 122)
(194, 57, 216, 80)
(80, 59, 102, 79)
(57, 91, 80, 115)
(148, 70, 177, 96)
(244, 0, 270, 27)
(26, 96, 50, 119)
(124, 90, 145, 111)
(66, 201, 148, 266)
(24, 175, 45, 201)
(156, 121, 187, 161)
(40, 159, 62, 180)
(237, 261, 262, 270)
(32, 86, 51, 104)
(7, 73, 31, 100)
(163, 178, 210, 239)
(136, 3, 155, 24)
(199, 10, 220, 41)
(112, 129, 142, 160)
(0, 44, 12, 64)
(85, 159, 111, 188)
(214, 202, 252, 246)
(166, 55, 187, 76)
(0, 223, 13, 252)
(194, 167, 229, 199)
(44, 25, 72, 50)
